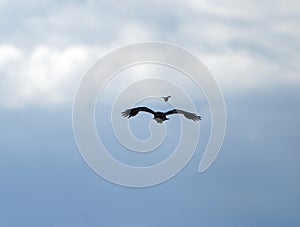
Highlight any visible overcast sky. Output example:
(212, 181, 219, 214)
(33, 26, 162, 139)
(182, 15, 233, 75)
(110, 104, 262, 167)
(0, 0, 300, 226)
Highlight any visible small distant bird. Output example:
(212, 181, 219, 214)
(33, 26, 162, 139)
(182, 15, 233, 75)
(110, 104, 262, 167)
(122, 106, 201, 124)
(161, 95, 171, 102)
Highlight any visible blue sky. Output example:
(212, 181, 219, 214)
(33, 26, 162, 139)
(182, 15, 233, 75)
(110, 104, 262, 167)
(0, 0, 300, 226)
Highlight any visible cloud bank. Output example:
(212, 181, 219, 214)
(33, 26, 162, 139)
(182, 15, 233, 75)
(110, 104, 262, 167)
(0, 0, 299, 108)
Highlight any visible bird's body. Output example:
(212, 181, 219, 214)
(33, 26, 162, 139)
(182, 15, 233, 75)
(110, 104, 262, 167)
(121, 106, 201, 123)
(161, 95, 171, 102)
(152, 111, 169, 123)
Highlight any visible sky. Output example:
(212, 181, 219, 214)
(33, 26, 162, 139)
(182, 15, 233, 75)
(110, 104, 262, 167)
(0, 0, 300, 226)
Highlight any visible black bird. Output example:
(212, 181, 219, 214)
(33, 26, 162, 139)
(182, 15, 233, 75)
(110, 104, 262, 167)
(121, 106, 201, 123)
(161, 95, 171, 102)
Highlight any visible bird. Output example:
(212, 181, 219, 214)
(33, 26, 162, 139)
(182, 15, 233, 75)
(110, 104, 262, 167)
(161, 95, 171, 102)
(121, 106, 201, 123)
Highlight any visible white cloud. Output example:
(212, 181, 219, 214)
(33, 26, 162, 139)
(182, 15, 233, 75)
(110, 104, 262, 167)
(178, 0, 300, 92)
(0, 45, 100, 109)
(0, 0, 299, 109)
(0, 45, 22, 67)
(201, 52, 280, 93)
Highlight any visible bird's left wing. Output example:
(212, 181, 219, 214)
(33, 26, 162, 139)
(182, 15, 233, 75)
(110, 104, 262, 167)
(121, 107, 155, 118)
(165, 109, 201, 121)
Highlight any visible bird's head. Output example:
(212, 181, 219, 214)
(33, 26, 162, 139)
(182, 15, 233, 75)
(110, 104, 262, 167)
(153, 118, 163, 123)
(153, 117, 169, 123)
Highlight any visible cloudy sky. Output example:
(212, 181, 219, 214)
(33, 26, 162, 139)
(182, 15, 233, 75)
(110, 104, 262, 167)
(1, 0, 300, 226)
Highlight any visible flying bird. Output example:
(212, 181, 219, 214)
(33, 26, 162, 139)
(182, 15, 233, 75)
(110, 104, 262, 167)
(161, 95, 171, 102)
(121, 106, 201, 123)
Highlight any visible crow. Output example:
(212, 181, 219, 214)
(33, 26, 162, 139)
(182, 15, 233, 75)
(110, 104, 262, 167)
(121, 106, 201, 123)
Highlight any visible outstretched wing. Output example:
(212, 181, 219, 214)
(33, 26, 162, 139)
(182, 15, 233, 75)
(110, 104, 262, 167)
(121, 107, 155, 118)
(165, 109, 201, 121)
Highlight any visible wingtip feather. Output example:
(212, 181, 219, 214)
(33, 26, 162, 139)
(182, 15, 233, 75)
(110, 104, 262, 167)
(121, 109, 131, 118)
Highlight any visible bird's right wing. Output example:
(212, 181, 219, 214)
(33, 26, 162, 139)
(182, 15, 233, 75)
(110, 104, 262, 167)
(165, 109, 201, 121)
(121, 107, 155, 118)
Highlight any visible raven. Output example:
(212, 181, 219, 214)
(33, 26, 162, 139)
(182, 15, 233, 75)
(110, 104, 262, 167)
(121, 106, 201, 123)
